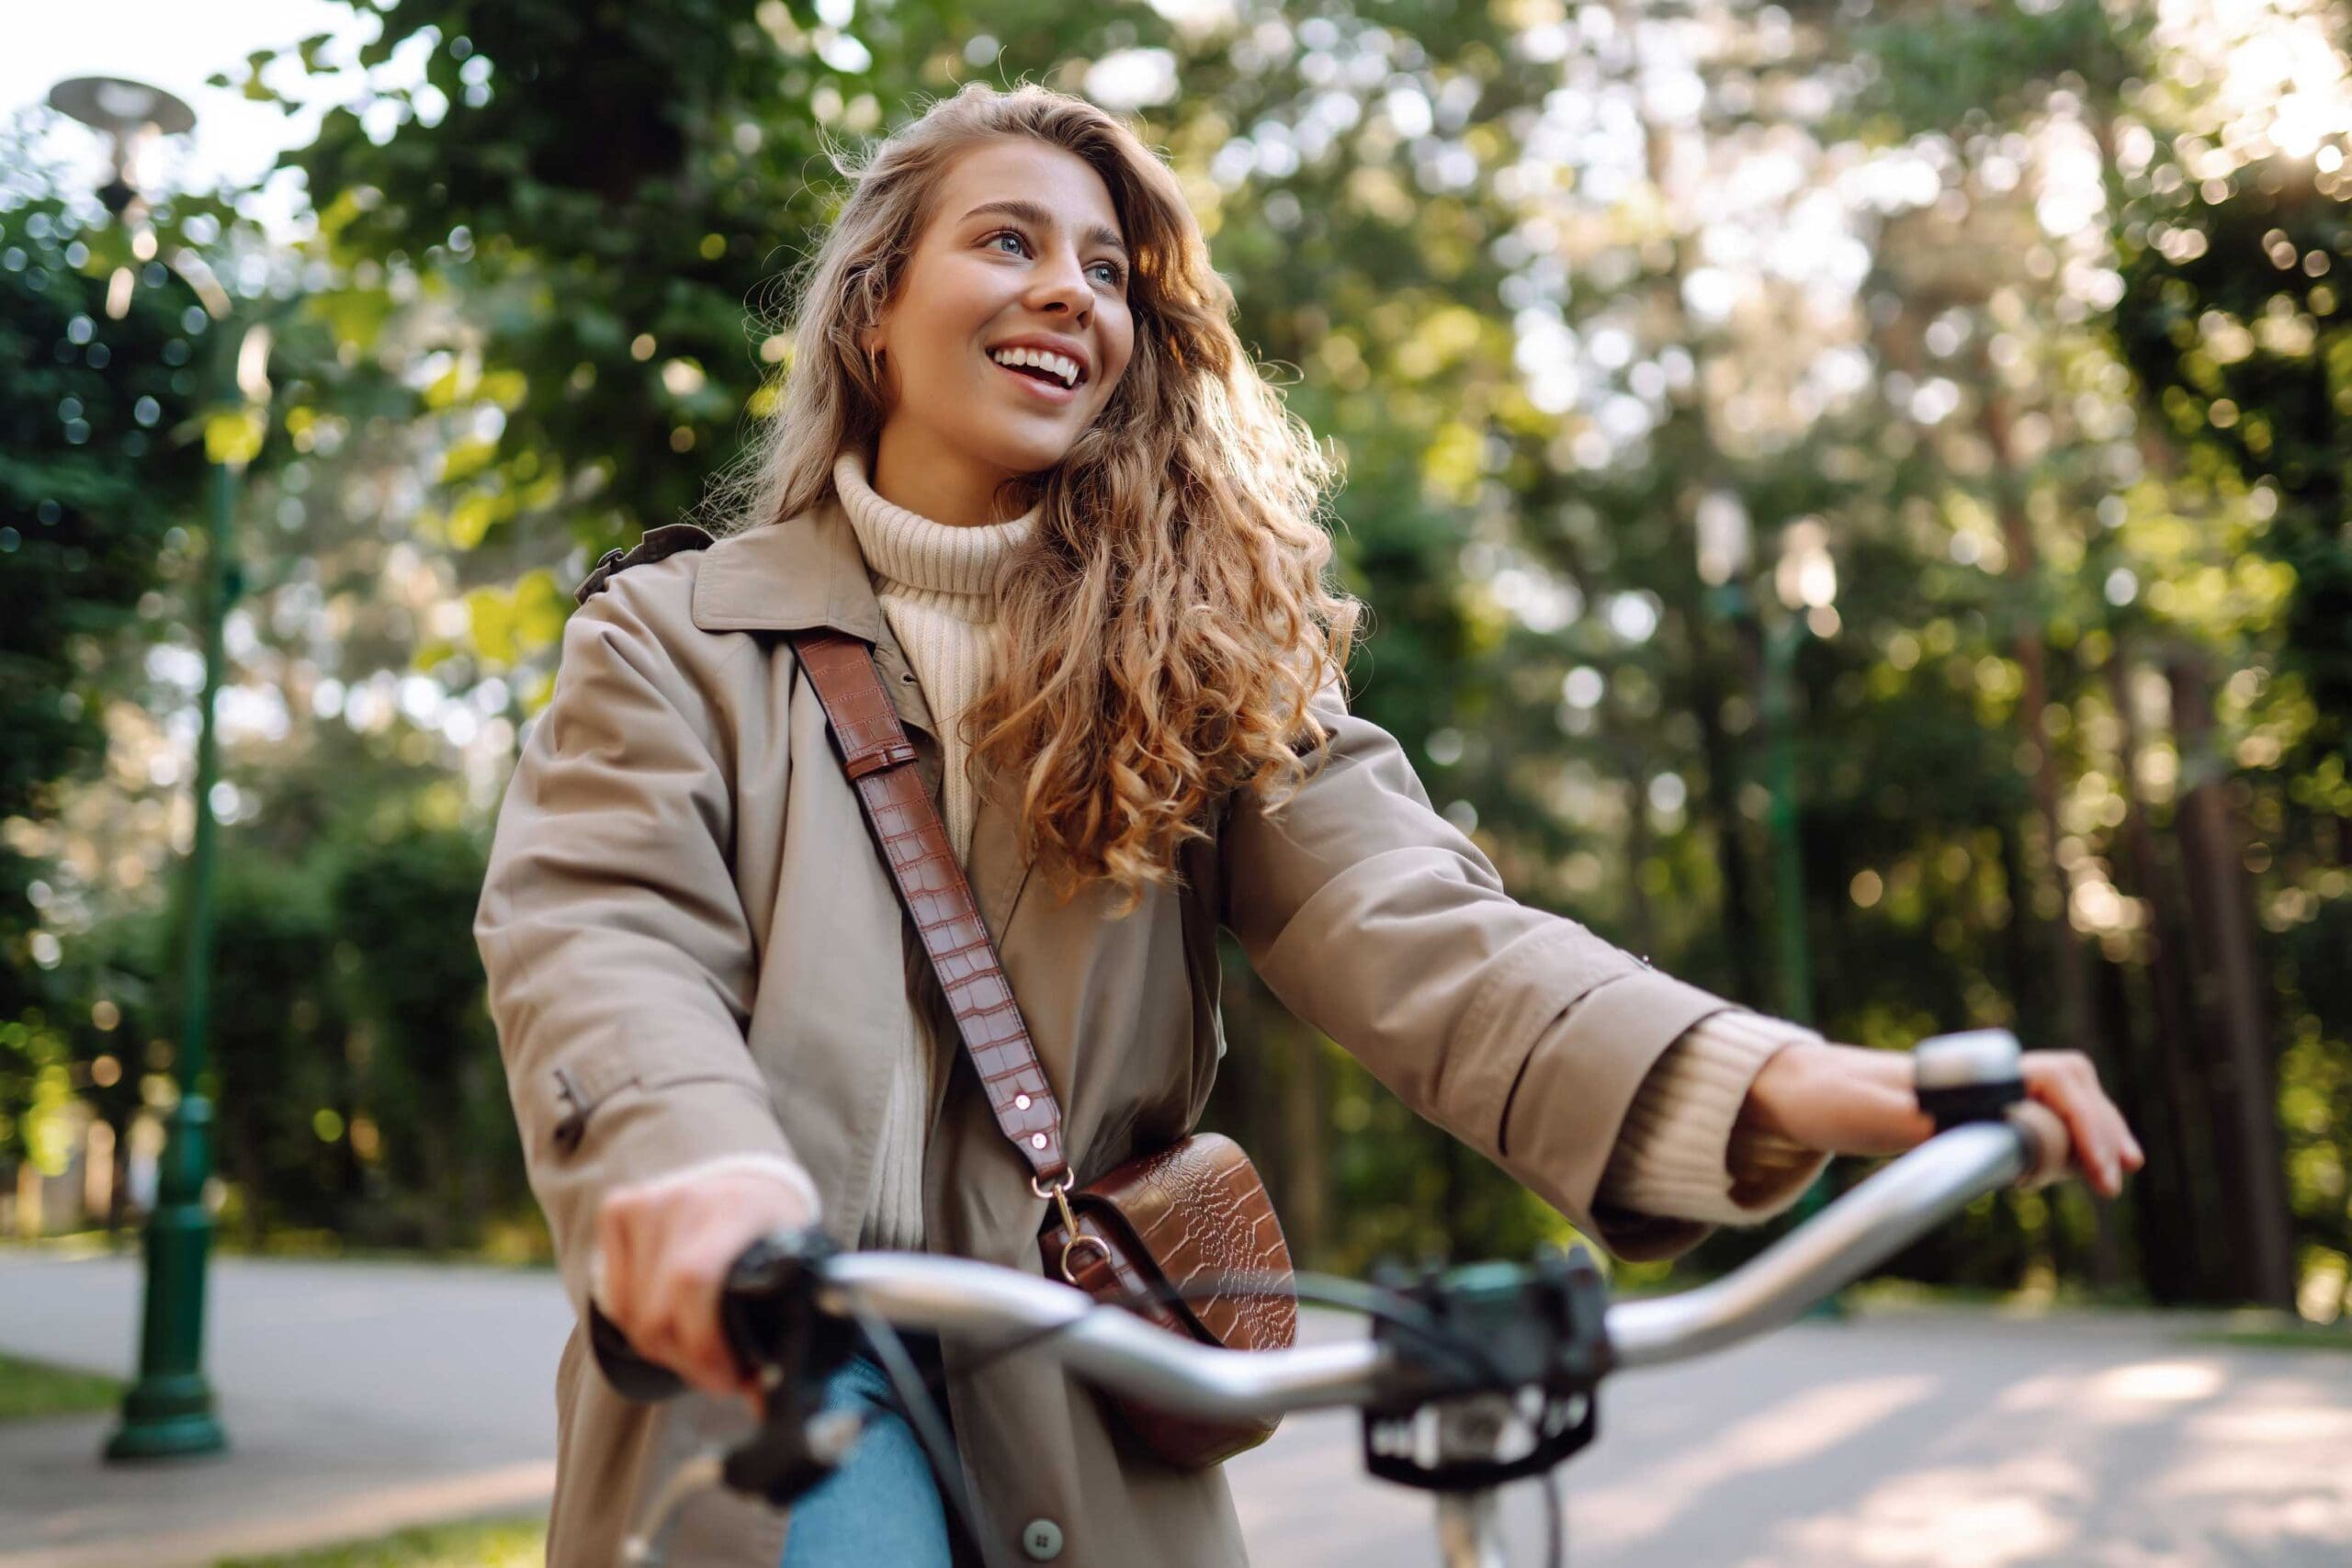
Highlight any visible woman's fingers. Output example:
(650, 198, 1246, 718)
(2020, 1051, 2141, 1198)
(591, 1162, 820, 1397)
(2005, 1100, 2074, 1188)
(662, 1251, 752, 1396)
(1754, 1040, 2146, 1200)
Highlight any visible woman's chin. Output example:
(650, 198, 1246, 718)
(975, 426, 1080, 476)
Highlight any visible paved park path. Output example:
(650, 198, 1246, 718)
(6, 1247, 2352, 1566)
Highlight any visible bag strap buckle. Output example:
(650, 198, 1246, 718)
(1032, 1174, 1110, 1284)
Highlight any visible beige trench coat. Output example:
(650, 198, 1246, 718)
(474, 491, 1747, 1568)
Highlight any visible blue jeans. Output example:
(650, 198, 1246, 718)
(778, 1330, 959, 1568)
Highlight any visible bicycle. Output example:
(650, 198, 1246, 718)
(594, 1028, 2075, 1568)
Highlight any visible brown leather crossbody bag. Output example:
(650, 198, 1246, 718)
(789, 628, 1297, 1469)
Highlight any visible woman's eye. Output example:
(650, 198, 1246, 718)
(988, 231, 1125, 289)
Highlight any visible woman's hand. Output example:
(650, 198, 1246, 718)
(1736, 1040, 2147, 1199)
(591, 1160, 820, 1405)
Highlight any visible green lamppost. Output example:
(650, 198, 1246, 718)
(50, 73, 243, 1461)
(1697, 491, 1843, 1315)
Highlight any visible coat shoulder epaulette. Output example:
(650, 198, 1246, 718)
(572, 523, 717, 606)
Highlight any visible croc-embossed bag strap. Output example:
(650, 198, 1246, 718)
(786, 629, 1073, 1190)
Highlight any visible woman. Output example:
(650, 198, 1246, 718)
(475, 82, 2143, 1568)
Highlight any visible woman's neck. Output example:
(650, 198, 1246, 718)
(868, 422, 1035, 528)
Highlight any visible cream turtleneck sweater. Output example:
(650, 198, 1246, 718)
(771, 446, 1830, 1255)
(833, 446, 1037, 1249)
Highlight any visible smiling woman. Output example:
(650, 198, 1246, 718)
(478, 78, 2143, 1568)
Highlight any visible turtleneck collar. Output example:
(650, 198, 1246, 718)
(832, 446, 1038, 601)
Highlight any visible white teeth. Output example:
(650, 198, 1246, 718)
(989, 346, 1079, 388)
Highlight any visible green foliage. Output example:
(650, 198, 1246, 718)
(2112, 156, 2352, 763)
(226, 0, 918, 571)
(0, 119, 215, 1030)
(1845, 0, 2146, 137)
(205, 850, 356, 1238)
(327, 823, 510, 1248)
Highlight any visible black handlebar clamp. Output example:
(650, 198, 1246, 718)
(1360, 1244, 1613, 1492)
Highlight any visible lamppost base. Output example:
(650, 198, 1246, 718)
(105, 1382, 227, 1461)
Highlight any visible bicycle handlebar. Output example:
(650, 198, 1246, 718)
(770, 1099, 2066, 1417)
(603, 1030, 2075, 1566)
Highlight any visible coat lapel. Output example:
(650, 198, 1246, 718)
(689, 493, 934, 741)
(967, 768, 1036, 950)
(691, 487, 1038, 939)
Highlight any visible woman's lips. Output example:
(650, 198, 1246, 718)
(988, 354, 1079, 404)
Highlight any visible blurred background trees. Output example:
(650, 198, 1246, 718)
(5, 0, 2346, 1314)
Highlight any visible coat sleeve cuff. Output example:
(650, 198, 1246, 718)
(1494, 964, 1738, 1261)
(1594, 1010, 1831, 1229)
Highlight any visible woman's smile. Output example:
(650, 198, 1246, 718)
(987, 348, 1081, 405)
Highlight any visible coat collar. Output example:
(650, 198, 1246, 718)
(690, 492, 883, 643)
(693, 491, 1037, 944)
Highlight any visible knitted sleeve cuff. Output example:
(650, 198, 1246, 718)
(1593, 1010, 1832, 1227)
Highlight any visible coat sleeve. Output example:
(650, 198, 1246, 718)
(475, 568, 806, 1322)
(1219, 680, 1756, 1263)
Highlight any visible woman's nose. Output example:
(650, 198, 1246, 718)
(1026, 254, 1093, 315)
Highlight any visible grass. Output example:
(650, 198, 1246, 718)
(0, 1351, 125, 1422)
(2179, 1317, 2352, 1354)
(211, 1515, 548, 1567)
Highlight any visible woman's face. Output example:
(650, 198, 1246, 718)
(861, 138, 1136, 523)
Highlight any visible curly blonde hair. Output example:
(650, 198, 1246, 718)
(704, 81, 1359, 905)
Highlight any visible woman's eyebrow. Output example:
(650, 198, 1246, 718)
(962, 197, 1128, 258)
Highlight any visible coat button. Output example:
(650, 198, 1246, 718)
(1020, 1517, 1063, 1561)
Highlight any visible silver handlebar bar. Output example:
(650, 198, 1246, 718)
(803, 1105, 2059, 1419)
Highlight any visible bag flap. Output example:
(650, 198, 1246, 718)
(1070, 1133, 1298, 1353)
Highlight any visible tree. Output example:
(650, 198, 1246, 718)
(0, 117, 217, 1175)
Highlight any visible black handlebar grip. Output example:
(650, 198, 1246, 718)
(1913, 1029, 2026, 1133)
(583, 1225, 840, 1403)
(587, 1296, 690, 1402)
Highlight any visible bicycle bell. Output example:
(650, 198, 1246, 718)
(1912, 1028, 2025, 1133)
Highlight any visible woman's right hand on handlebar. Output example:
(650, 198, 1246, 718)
(1738, 1041, 2145, 1198)
(590, 1156, 820, 1407)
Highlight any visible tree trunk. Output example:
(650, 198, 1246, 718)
(2105, 650, 2230, 1303)
(1695, 652, 1766, 1006)
(2168, 653, 2298, 1308)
